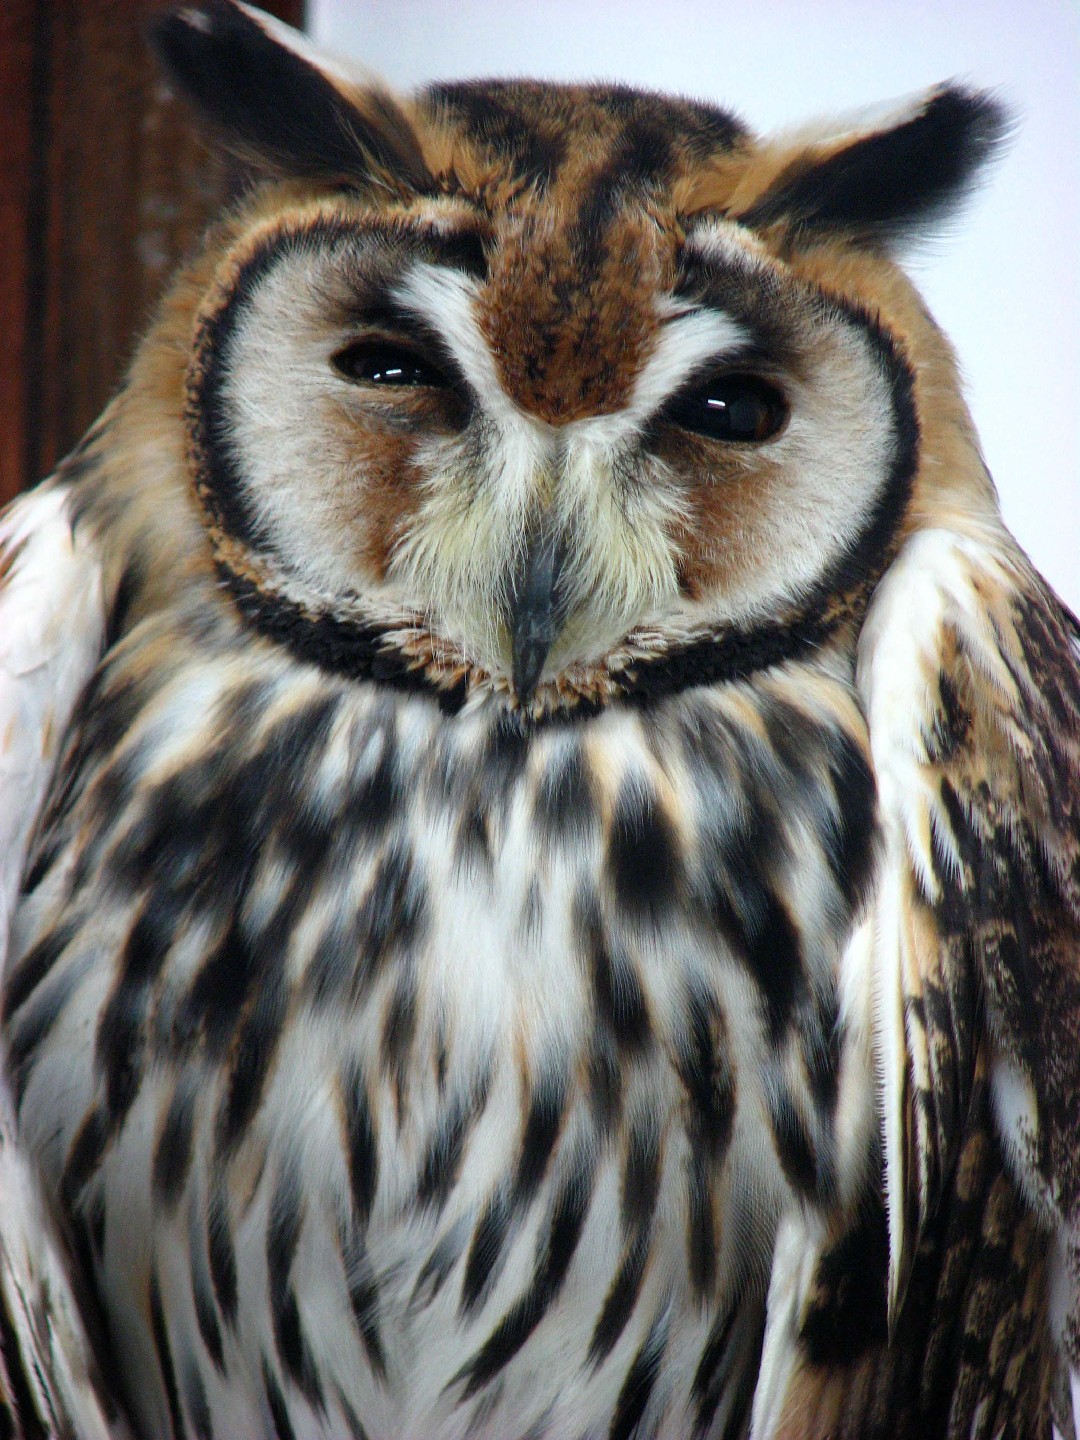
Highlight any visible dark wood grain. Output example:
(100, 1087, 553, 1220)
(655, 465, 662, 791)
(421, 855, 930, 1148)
(0, 0, 38, 507)
(0, 0, 305, 507)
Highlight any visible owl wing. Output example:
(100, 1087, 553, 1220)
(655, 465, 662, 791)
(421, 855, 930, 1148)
(0, 484, 106, 970)
(0, 483, 124, 1439)
(752, 521, 1080, 1439)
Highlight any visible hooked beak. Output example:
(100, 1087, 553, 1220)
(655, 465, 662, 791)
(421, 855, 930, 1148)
(509, 527, 564, 706)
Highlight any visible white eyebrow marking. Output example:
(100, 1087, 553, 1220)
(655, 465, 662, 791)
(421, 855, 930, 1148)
(628, 309, 747, 420)
(682, 214, 776, 268)
(394, 262, 544, 435)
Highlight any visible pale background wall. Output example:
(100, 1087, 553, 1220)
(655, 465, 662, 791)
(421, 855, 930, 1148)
(312, 0, 1080, 611)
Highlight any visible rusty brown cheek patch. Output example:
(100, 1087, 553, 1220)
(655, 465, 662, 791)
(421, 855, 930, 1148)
(662, 433, 786, 601)
(336, 423, 431, 582)
(476, 210, 670, 425)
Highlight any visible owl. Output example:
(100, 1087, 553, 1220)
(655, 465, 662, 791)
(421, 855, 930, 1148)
(1, 3, 1079, 1438)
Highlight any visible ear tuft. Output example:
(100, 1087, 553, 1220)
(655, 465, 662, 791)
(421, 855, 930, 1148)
(738, 86, 1011, 249)
(150, 0, 432, 192)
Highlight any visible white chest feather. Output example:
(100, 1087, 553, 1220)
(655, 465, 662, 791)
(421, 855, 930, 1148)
(6, 632, 880, 1439)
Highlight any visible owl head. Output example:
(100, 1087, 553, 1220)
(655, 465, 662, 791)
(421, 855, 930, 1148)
(99, 0, 1006, 715)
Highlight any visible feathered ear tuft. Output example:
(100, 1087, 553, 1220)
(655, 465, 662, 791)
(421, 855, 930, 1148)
(736, 85, 1011, 250)
(150, 0, 433, 193)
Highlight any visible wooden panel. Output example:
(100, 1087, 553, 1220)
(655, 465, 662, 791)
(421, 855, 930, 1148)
(0, 0, 38, 506)
(0, 0, 305, 506)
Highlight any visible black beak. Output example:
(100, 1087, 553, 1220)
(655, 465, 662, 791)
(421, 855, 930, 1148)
(509, 528, 564, 706)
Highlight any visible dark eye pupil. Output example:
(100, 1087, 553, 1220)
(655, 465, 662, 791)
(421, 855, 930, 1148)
(665, 375, 787, 442)
(334, 341, 448, 388)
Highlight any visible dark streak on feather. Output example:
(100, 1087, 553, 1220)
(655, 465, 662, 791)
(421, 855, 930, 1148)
(60, 1104, 110, 1214)
(675, 986, 736, 1299)
(454, 1152, 593, 1398)
(339, 1224, 385, 1378)
(208, 1181, 238, 1329)
(424, 82, 568, 191)
(182, 1361, 213, 1440)
(97, 895, 185, 1124)
(342, 1066, 378, 1227)
(577, 891, 652, 1053)
(515, 1071, 568, 1204)
(461, 1188, 512, 1315)
(588, 1118, 661, 1364)
(190, 1190, 226, 1372)
(607, 1305, 668, 1440)
(6, 961, 83, 1108)
(268, 1162, 324, 1409)
(262, 1357, 297, 1440)
(606, 783, 682, 928)
(150, 1269, 184, 1440)
(690, 1304, 737, 1434)
(216, 958, 290, 1155)
(412, 1221, 470, 1310)
(154, 1073, 198, 1209)
(534, 744, 596, 844)
(417, 1076, 489, 1212)
(769, 1092, 820, 1197)
(381, 963, 418, 1121)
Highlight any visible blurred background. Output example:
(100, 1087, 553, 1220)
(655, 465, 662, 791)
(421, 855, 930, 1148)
(3, 0, 1076, 607)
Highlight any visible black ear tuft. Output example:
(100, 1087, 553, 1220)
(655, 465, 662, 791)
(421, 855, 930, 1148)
(739, 86, 1011, 248)
(150, 0, 432, 191)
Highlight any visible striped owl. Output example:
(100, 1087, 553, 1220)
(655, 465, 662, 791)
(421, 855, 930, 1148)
(2, 3, 1079, 1438)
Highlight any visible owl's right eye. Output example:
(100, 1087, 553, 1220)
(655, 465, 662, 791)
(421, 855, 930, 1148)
(333, 340, 451, 389)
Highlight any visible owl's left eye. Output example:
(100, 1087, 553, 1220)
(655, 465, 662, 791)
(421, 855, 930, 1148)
(663, 374, 788, 443)
(333, 340, 451, 389)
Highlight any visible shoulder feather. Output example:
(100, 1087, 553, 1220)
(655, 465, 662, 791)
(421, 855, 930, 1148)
(0, 484, 106, 974)
(751, 523, 1080, 1436)
(0, 483, 119, 1438)
(859, 521, 1080, 1434)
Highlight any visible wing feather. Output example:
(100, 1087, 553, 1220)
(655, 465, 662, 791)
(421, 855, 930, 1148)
(754, 521, 1080, 1437)
(0, 484, 122, 1438)
(0, 485, 107, 972)
(859, 522, 1080, 1435)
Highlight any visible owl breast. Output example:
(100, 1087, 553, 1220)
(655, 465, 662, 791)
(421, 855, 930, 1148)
(6, 608, 879, 1439)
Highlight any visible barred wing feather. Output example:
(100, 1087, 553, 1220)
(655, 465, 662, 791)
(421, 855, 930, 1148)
(752, 521, 1080, 1440)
